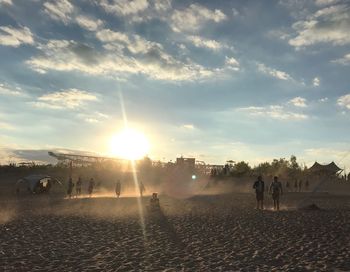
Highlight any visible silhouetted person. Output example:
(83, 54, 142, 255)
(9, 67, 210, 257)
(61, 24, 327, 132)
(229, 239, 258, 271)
(150, 193, 160, 209)
(298, 179, 303, 192)
(253, 176, 265, 210)
(285, 180, 290, 192)
(115, 180, 121, 198)
(67, 177, 74, 199)
(294, 180, 298, 192)
(76, 176, 82, 197)
(305, 180, 309, 191)
(139, 181, 145, 197)
(88, 178, 95, 197)
(269, 176, 283, 211)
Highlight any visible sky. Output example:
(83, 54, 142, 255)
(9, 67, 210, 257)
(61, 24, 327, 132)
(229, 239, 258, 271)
(0, 0, 350, 169)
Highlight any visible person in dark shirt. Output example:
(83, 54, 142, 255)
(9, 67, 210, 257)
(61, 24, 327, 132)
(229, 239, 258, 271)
(88, 178, 95, 197)
(115, 180, 121, 198)
(253, 176, 265, 210)
(269, 176, 283, 211)
(67, 177, 74, 198)
(76, 176, 82, 197)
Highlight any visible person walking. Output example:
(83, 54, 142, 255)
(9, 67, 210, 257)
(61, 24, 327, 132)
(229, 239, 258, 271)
(76, 176, 82, 197)
(253, 176, 265, 210)
(67, 177, 74, 199)
(88, 178, 95, 197)
(115, 180, 121, 198)
(269, 176, 283, 211)
(139, 181, 145, 198)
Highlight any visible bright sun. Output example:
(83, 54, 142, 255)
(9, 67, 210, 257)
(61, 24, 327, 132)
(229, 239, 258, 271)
(109, 128, 150, 160)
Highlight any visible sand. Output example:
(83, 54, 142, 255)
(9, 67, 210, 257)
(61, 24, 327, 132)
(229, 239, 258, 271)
(1, 192, 350, 271)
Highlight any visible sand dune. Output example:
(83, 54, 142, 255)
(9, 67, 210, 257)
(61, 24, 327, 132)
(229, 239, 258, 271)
(1, 193, 350, 271)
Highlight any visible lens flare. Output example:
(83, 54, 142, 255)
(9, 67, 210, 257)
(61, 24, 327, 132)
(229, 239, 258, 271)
(110, 128, 150, 160)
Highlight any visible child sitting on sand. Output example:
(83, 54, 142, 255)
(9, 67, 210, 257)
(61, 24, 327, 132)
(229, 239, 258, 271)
(150, 193, 160, 209)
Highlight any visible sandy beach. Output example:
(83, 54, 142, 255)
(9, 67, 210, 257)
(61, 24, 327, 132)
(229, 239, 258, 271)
(1, 192, 350, 272)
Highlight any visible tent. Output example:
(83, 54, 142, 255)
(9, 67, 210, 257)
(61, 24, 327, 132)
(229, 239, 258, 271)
(308, 162, 342, 174)
(16, 175, 61, 194)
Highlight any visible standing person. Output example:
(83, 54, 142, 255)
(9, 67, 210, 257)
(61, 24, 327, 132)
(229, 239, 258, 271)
(139, 181, 145, 198)
(285, 180, 290, 192)
(88, 178, 95, 197)
(294, 180, 298, 192)
(305, 180, 309, 191)
(76, 176, 82, 197)
(115, 180, 121, 198)
(269, 176, 283, 211)
(298, 179, 303, 192)
(253, 176, 265, 210)
(67, 177, 74, 199)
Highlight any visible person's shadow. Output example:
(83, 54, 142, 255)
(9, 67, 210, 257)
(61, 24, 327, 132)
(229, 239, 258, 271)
(147, 206, 184, 249)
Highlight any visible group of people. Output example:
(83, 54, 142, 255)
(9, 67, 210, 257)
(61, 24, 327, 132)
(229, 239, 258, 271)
(285, 179, 309, 192)
(253, 176, 283, 211)
(67, 177, 95, 198)
(67, 178, 146, 199)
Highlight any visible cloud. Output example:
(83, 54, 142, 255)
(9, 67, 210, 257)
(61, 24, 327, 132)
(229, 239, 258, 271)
(171, 4, 226, 32)
(0, 0, 12, 6)
(32, 88, 98, 109)
(187, 35, 223, 51)
(43, 0, 74, 24)
(289, 97, 307, 107)
(27, 38, 230, 82)
(337, 94, 350, 110)
(238, 105, 308, 120)
(332, 53, 350, 65)
(257, 63, 293, 81)
(313, 77, 320, 86)
(78, 111, 109, 123)
(183, 124, 194, 130)
(76, 15, 103, 31)
(225, 57, 240, 70)
(96, 0, 149, 16)
(0, 121, 16, 131)
(314, 0, 340, 6)
(0, 83, 25, 96)
(319, 97, 328, 102)
(0, 26, 34, 47)
(288, 4, 350, 48)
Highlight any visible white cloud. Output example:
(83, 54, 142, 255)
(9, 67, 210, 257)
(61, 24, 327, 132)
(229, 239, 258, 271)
(154, 0, 171, 11)
(76, 16, 103, 31)
(0, 83, 24, 96)
(313, 77, 320, 86)
(0, 121, 16, 130)
(337, 94, 350, 110)
(315, 0, 340, 6)
(319, 97, 328, 102)
(257, 63, 293, 81)
(238, 105, 308, 120)
(332, 53, 350, 65)
(288, 4, 350, 48)
(97, 0, 149, 16)
(187, 35, 222, 51)
(225, 57, 240, 69)
(171, 4, 226, 32)
(33, 88, 98, 109)
(0, 0, 12, 6)
(289, 96, 307, 107)
(0, 26, 34, 47)
(43, 0, 74, 24)
(27, 38, 229, 82)
(78, 111, 109, 123)
(183, 124, 194, 130)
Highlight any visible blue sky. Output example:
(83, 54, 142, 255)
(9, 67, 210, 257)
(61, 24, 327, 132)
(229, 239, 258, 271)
(0, 0, 350, 168)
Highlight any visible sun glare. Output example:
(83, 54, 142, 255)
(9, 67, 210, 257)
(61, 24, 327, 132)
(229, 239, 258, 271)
(109, 128, 150, 160)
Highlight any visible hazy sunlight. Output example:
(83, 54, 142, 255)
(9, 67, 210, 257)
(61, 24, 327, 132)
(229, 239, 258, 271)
(109, 128, 150, 160)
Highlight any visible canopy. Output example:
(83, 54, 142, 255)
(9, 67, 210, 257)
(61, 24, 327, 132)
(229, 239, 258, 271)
(308, 162, 342, 174)
(16, 174, 60, 194)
